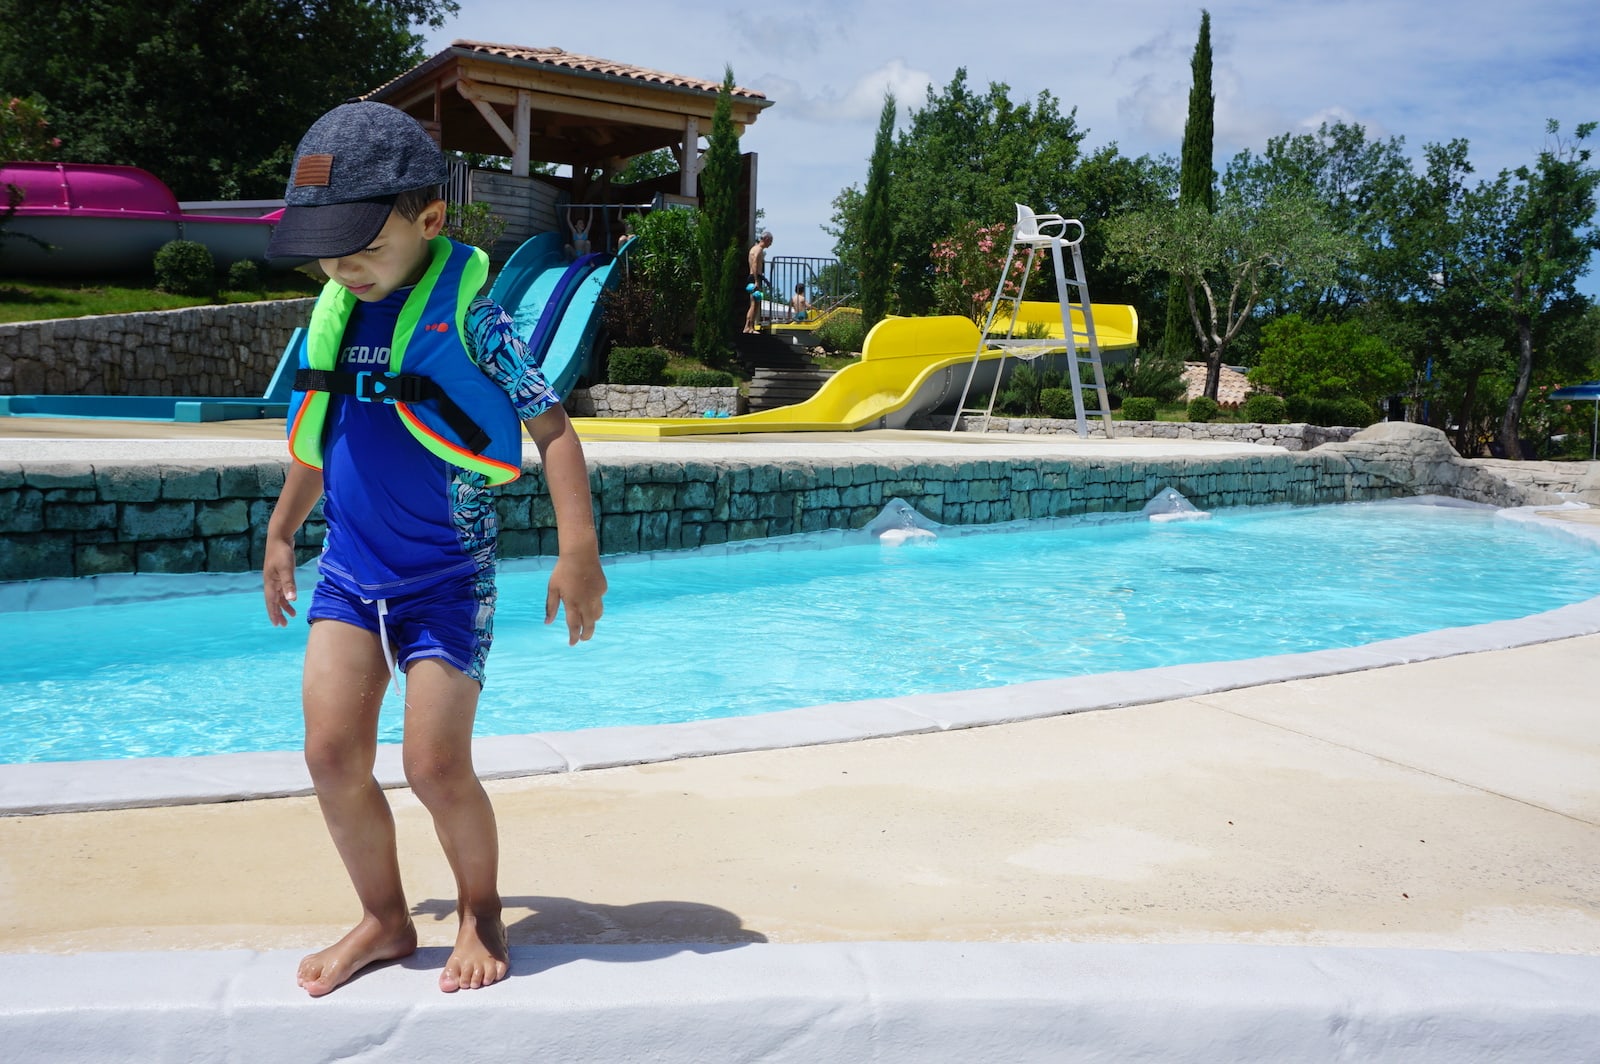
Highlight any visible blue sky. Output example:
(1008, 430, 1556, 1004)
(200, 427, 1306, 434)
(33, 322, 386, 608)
(424, 0, 1600, 294)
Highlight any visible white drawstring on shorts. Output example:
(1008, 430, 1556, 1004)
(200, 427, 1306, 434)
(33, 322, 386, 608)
(371, 597, 402, 695)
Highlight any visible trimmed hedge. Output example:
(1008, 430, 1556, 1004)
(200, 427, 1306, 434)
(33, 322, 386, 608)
(153, 240, 216, 296)
(1120, 396, 1158, 421)
(670, 369, 737, 388)
(1186, 395, 1221, 423)
(1240, 393, 1288, 424)
(608, 346, 671, 385)
(1286, 395, 1379, 428)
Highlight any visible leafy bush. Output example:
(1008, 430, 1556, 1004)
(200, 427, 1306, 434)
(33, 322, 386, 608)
(997, 363, 1063, 416)
(1039, 387, 1077, 420)
(1113, 351, 1188, 403)
(1186, 395, 1222, 422)
(607, 346, 670, 385)
(1286, 395, 1379, 427)
(1240, 392, 1288, 424)
(1249, 314, 1408, 408)
(153, 240, 216, 296)
(1120, 396, 1158, 421)
(813, 309, 866, 354)
(671, 369, 736, 388)
(226, 259, 263, 291)
(444, 201, 508, 251)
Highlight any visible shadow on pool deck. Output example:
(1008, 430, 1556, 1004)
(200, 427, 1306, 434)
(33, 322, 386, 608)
(2, 418, 1599, 1060)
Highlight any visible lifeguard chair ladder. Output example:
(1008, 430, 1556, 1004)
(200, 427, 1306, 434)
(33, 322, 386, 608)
(949, 204, 1114, 437)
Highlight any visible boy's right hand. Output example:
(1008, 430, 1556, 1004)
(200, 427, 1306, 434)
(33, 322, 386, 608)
(263, 539, 299, 627)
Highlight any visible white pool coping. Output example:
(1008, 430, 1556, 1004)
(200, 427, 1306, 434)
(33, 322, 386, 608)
(4, 941, 1597, 1064)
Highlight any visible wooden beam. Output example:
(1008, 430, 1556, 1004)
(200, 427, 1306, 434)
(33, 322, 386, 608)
(513, 89, 531, 177)
(456, 77, 518, 155)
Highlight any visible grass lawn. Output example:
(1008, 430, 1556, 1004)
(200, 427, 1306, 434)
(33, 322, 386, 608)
(0, 275, 321, 324)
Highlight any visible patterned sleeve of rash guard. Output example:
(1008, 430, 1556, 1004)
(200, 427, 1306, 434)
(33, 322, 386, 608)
(465, 297, 562, 420)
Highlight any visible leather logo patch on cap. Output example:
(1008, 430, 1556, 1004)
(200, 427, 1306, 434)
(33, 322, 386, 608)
(293, 153, 334, 188)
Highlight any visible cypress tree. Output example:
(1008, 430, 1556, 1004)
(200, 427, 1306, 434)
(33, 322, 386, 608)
(1163, 9, 1216, 359)
(694, 67, 743, 367)
(859, 93, 897, 329)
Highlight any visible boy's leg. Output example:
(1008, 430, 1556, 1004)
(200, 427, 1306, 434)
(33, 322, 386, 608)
(298, 619, 418, 997)
(401, 657, 509, 993)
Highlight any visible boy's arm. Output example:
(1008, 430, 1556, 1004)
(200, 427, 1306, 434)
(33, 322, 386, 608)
(526, 406, 606, 645)
(263, 462, 324, 627)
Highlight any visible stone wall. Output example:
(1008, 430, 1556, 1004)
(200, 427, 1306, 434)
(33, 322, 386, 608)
(0, 424, 1560, 583)
(0, 299, 314, 397)
(567, 384, 745, 418)
(915, 414, 1358, 452)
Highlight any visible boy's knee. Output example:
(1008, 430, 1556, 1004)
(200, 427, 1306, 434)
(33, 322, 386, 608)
(304, 737, 371, 786)
(403, 748, 474, 803)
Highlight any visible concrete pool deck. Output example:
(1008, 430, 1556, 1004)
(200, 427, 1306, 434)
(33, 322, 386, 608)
(2, 418, 1599, 1061)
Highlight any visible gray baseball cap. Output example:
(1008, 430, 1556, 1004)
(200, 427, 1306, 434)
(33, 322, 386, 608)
(266, 102, 448, 259)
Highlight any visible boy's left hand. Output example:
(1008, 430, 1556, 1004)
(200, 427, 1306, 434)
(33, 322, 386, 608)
(545, 551, 607, 645)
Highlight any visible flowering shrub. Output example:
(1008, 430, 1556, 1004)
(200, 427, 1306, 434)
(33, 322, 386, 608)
(930, 220, 1031, 325)
(1, 95, 61, 161)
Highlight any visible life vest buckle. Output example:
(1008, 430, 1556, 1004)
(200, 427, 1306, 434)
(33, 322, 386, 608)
(355, 371, 399, 404)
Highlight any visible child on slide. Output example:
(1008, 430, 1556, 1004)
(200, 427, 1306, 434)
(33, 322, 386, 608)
(261, 101, 606, 997)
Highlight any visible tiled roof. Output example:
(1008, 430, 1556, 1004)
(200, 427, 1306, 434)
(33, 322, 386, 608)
(448, 40, 768, 101)
(1181, 363, 1253, 408)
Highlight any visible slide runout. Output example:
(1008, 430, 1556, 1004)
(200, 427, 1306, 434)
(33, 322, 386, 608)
(576, 316, 986, 439)
(574, 307, 1140, 439)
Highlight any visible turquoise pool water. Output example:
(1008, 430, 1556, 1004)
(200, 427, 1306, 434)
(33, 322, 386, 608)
(5, 500, 1600, 764)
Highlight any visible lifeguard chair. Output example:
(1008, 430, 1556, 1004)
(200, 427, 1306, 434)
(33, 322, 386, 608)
(950, 204, 1114, 437)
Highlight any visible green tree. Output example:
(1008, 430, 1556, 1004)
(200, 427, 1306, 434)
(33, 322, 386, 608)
(1248, 314, 1410, 406)
(1225, 120, 1416, 318)
(827, 70, 1086, 313)
(692, 67, 743, 367)
(858, 93, 896, 329)
(0, 0, 457, 200)
(1458, 121, 1600, 458)
(1163, 9, 1215, 358)
(612, 149, 678, 186)
(1105, 191, 1353, 399)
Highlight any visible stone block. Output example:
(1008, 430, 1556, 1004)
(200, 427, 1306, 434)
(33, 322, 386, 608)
(195, 499, 249, 537)
(76, 542, 136, 576)
(23, 462, 94, 489)
(0, 488, 43, 532)
(204, 534, 252, 573)
(137, 539, 206, 574)
(499, 529, 542, 560)
(120, 501, 195, 541)
(96, 467, 162, 503)
(0, 533, 73, 580)
(45, 502, 117, 532)
(600, 512, 640, 554)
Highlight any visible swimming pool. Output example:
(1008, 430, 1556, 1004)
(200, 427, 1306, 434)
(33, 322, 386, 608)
(5, 498, 1600, 764)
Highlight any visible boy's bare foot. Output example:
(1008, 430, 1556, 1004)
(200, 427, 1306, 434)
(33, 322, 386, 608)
(439, 908, 509, 992)
(297, 915, 418, 998)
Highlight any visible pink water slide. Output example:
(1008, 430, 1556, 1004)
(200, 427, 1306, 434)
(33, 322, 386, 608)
(1, 161, 279, 277)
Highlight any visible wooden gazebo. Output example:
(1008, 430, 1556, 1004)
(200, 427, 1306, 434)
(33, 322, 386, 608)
(364, 39, 771, 250)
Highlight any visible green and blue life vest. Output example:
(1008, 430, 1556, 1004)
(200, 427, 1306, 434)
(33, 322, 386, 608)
(287, 236, 524, 485)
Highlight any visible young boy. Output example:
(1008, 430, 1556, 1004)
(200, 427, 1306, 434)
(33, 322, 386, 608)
(260, 102, 606, 997)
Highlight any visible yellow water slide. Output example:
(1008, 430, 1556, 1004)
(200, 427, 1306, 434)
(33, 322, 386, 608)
(574, 303, 1138, 440)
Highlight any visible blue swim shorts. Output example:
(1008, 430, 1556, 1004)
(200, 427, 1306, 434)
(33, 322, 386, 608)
(307, 566, 496, 685)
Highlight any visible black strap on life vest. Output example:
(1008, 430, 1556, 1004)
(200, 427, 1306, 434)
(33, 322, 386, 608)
(294, 369, 491, 455)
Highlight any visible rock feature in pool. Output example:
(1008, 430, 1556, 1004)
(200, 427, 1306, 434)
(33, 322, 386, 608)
(865, 497, 940, 546)
(1143, 487, 1211, 523)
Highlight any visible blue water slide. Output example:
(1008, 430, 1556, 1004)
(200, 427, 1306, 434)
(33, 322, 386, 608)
(542, 242, 634, 395)
(487, 231, 567, 349)
(520, 252, 606, 394)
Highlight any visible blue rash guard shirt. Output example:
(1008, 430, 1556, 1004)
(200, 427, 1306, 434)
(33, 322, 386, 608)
(315, 288, 561, 597)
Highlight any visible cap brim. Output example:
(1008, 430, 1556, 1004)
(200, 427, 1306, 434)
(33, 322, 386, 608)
(265, 198, 394, 260)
